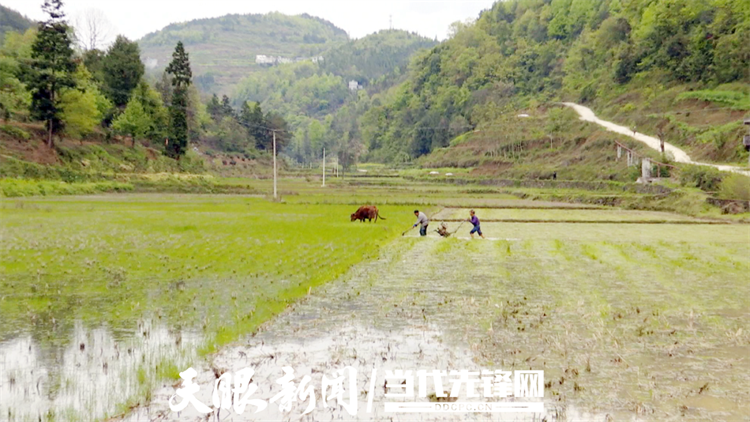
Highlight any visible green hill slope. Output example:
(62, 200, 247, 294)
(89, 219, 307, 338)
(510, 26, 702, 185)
(233, 30, 437, 118)
(137, 12, 349, 93)
(0, 5, 34, 43)
(319, 29, 438, 83)
(357, 0, 750, 165)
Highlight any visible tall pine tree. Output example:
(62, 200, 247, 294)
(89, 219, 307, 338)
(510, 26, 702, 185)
(26, 0, 76, 147)
(165, 41, 192, 158)
(207, 93, 221, 122)
(238, 101, 267, 149)
(220, 95, 234, 118)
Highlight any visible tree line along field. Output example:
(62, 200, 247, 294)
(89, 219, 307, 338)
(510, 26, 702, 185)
(1, 181, 749, 421)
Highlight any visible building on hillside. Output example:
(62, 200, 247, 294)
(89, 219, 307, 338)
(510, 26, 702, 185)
(255, 55, 276, 65)
(256, 55, 324, 66)
(144, 58, 158, 70)
(348, 80, 361, 91)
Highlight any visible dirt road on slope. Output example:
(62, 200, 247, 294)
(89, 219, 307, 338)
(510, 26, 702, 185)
(563, 102, 750, 177)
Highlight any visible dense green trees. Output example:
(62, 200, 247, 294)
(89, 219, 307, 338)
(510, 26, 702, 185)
(0, 29, 35, 120)
(131, 80, 169, 142)
(319, 30, 437, 84)
(58, 65, 109, 139)
(201, 96, 292, 156)
(2, 3, 118, 145)
(2, 2, 291, 162)
(238, 100, 265, 148)
(25, 0, 77, 147)
(112, 96, 150, 147)
(101, 35, 145, 107)
(2, 7, 435, 164)
(207, 94, 235, 122)
(0, 5, 34, 44)
(5, 2, 177, 156)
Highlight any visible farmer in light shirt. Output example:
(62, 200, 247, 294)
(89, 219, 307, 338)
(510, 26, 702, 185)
(468, 209, 485, 239)
(413, 210, 429, 236)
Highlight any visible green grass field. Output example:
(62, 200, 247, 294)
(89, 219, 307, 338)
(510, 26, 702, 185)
(0, 192, 415, 420)
(1, 180, 748, 421)
(1, 195, 415, 346)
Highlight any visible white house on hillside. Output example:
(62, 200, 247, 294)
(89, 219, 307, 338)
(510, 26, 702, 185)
(256, 55, 325, 66)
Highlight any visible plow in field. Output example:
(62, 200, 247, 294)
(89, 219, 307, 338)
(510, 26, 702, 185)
(436, 221, 465, 237)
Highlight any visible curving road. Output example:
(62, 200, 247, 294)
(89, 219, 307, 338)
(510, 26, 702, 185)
(562, 102, 750, 177)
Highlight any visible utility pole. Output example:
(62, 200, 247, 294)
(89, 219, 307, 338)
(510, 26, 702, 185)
(322, 147, 326, 187)
(389, 15, 393, 30)
(273, 130, 277, 200)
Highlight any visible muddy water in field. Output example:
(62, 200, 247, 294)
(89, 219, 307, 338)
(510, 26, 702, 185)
(126, 239, 606, 422)
(130, 221, 749, 422)
(1, 320, 202, 421)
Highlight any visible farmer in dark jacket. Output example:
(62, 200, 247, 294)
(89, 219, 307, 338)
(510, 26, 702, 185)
(467, 209, 485, 239)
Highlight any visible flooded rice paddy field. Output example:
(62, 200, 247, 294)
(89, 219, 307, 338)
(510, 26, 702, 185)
(129, 221, 749, 421)
(0, 195, 414, 421)
(1, 193, 749, 421)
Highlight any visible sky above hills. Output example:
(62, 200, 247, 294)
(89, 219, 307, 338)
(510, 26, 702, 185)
(4, 0, 496, 43)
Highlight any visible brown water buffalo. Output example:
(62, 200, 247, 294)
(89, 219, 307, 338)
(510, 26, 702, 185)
(350, 205, 386, 223)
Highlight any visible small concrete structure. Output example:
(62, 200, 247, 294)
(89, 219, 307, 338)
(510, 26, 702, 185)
(641, 157, 652, 180)
(627, 151, 636, 167)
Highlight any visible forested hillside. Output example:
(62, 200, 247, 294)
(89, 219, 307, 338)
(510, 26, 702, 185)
(1, 2, 437, 178)
(0, 5, 34, 43)
(0, 0, 294, 180)
(231, 30, 437, 165)
(358, 0, 750, 164)
(318, 29, 437, 84)
(138, 13, 349, 93)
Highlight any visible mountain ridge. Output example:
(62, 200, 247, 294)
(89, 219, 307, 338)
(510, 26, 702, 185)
(0, 4, 35, 43)
(137, 12, 350, 93)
